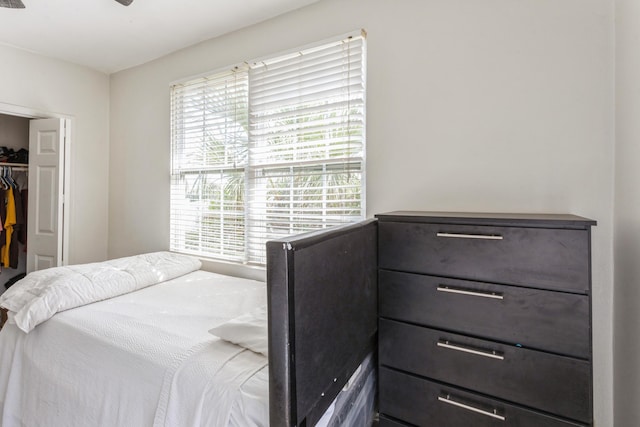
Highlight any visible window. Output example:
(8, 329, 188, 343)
(170, 31, 366, 265)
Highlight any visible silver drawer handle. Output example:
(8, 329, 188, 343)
(437, 339, 504, 360)
(437, 285, 504, 300)
(438, 395, 506, 421)
(436, 232, 503, 240)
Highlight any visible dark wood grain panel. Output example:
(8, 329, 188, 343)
(375, 211, 596, 229)
(379, 320, 592, 423)
(379, 270, 590, 358)
(267, 219, 378, 427)
(378, 221, 591, 293)
(379, 367, 587, 427)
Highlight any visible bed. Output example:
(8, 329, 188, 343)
(0, 219, 378, 426)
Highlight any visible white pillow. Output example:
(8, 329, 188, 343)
(209, 305, 268, 357)
(0, 251, 201, 333)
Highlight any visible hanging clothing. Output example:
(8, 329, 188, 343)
(15, 171, 28, 247)
(2, 187, 16, 268)
(0, 188, 6, 265)
(0, 191, 5, 235)
(19, 189, 27, 248)
(10, 187, 24, 268)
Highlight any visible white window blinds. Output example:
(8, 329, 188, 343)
(170, 32, 366, 265)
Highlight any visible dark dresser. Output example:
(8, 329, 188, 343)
(375, 211, 596, 427)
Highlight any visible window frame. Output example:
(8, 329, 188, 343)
(170, 30, 367, 267)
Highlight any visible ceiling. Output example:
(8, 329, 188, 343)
(0, 0, 321, 74)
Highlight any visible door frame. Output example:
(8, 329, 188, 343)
(0, 102, 72, 267)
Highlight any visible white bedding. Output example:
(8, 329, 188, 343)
(0, 269, 269, 427)
(0, 251, 203, 333)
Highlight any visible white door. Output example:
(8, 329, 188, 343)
(27, 118, 69, 273)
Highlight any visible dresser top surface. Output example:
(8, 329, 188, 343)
(375, 211, 597, 228)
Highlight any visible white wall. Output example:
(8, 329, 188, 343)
(109, 0, 615, 424)
(0, 113, 29, 150)
(614, 0, 640, 425)
(0, 44, 110, 265)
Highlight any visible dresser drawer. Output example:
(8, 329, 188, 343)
(379, 367, 586, 427)
(378, 221, 591, 293)
(379, 270, 590, 358)
(379, 319, 591, 423)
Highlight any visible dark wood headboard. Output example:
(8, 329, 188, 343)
(0, 307, 7, 330)
(266, 219, 378, 427)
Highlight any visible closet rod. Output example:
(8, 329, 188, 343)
(0, 162, 28, 171)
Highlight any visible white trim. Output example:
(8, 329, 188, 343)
(0, 102, 71, 120)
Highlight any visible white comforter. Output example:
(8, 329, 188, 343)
(0, 268, 268, 427)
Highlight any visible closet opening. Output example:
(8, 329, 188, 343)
(0, 103, 71, 295)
